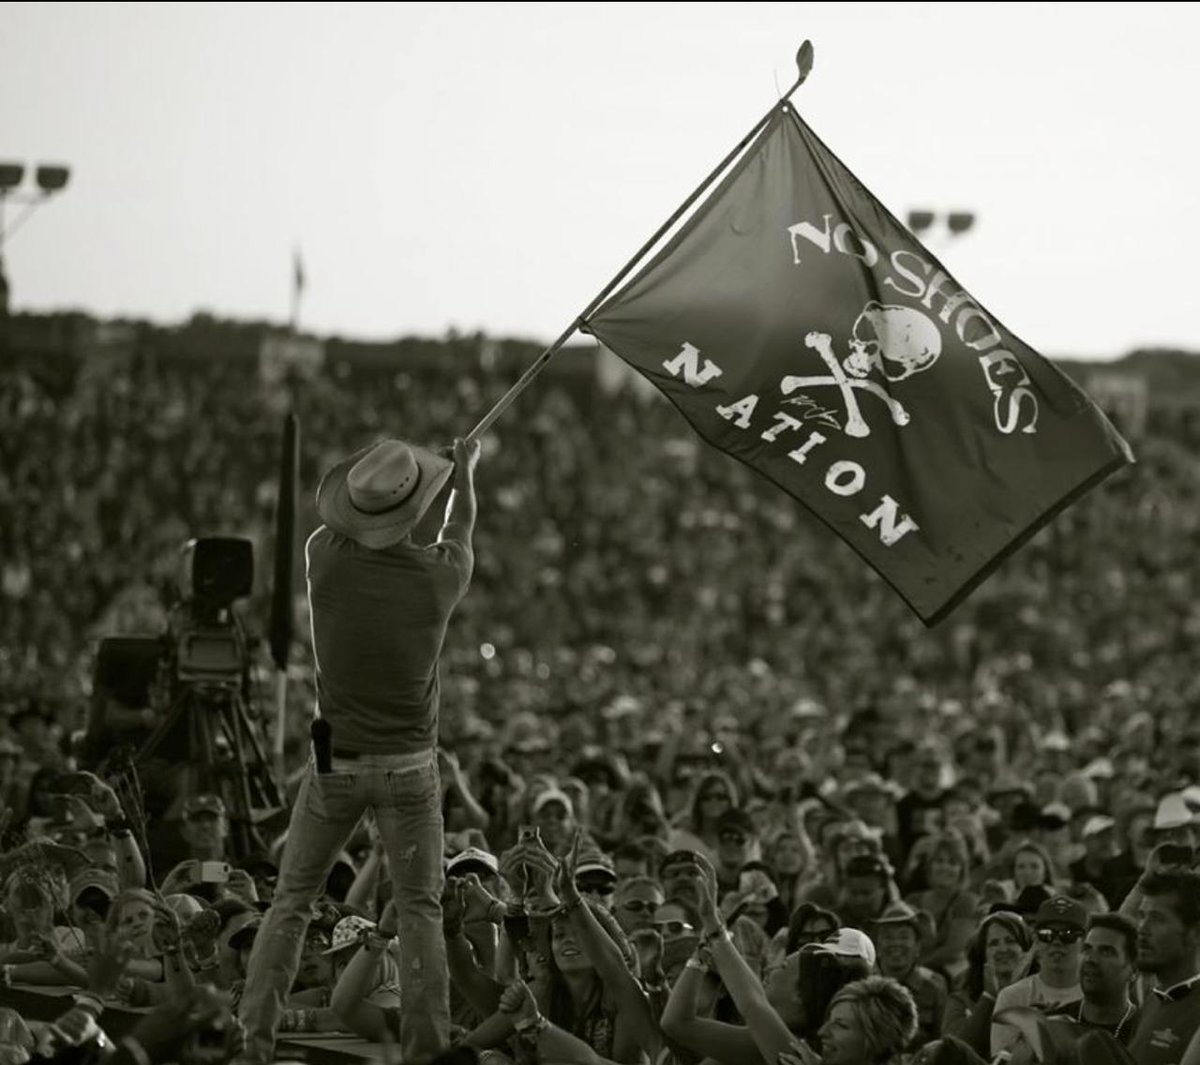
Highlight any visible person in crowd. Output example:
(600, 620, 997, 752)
(440, 746, 491, 836)
(904, 829, 980, 976)
(942, 909, 1031, 1054)
(613, 876, 664, 937)
(873, 901, 949, 1048)
(991, 896, 1086, 1056)
(9, 702, 59, 772)
(840, 774, 901, 865)
(107, 888, 163, 978)
(836, 853, 897, 929)
(324, 910, 408, 1039)
(1099, 803, 1156, 908)
(658, 849, 708, 911)
(656, 896, 702, 945)
(815, 976, 921, 1065)
(782, 902, 840, 957)
(1127, 870, 1200, 1065)
(764, 826, 816, 914)
(468, 832, 658, 1063)
(574, 845, 619, 911)
(667, 770, 740, 863)
(1070, 815, 1120, 896)
(1050, 911, 1141, 1045)
(1000, 840, 1058, 899)
(897, 745, 947, 853)
(663, 855, 876, 1065)
(530, 788, 577, 858)
(67, 867, 119, 957)
(238, 435, 481, 1065)
(799, 818, 884, 911)
(712, 807, 758, 898)
(723, 863, 788, 938)
(612, 840, 653, 880)
(159, 792, 233, 894)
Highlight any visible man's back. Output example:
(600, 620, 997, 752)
(307, 526, 472, 755)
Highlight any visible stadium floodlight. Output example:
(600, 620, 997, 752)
(906, 209, 935, 235)
(1, 159, 72, 311)
(947, 211, 975, 235)
(35, 165, 69, 193)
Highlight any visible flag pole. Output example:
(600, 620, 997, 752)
(465, 42, 815, 444)
(270, 412, 299, 781)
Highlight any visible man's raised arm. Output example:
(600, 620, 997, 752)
(439, 436, 481, 547)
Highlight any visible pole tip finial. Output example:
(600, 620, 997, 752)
(795, 40, 814, 83)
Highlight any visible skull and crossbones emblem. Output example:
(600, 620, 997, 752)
(780, 302, 942, 438)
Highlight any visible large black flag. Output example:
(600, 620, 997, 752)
(584, 106, 1132, 624)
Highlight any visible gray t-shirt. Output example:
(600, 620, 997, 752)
(306, 525, 472, 754)
(991, 973, 1083, 1056)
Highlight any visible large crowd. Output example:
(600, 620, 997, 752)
(1, 316, 1200, 1064)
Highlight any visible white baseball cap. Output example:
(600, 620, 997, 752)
(815, 927, 876, 968)
(1154, 793, 1194, 832)
(1081, 815, 1116, 839)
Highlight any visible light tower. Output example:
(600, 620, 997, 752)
(0, 161, 72, 315)
(906, 209, 976, 245)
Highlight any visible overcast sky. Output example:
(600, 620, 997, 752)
(1, 2, 1196, 359)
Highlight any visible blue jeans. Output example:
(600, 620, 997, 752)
(239, 749, 448, 1063)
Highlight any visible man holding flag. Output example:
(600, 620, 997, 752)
(238, 435, 480, 1065)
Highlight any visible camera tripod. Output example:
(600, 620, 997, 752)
(135, 678, 283, 857)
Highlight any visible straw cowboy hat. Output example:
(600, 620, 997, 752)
(316, 438, 453, 549)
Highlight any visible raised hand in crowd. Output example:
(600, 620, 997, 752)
(499, 830, 560, 913)
(160, 858, 203, 896)
(459, 873, 505, 926)
(87, 935, 135, 1000)
(554, 827, 584, 909)
(71, 770, 123, 822)
(497, 977, 539, 1025)
(150, 900, 183, 956)
(64, 794, 105, 834)
(31, 928, 86, 985)
(180, 907, 222, 971)
(223, 867, 260, 907)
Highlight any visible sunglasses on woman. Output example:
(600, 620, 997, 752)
(577, 880, 616, 897)
(655, 919, 695, 938)
(1036, 927, 1083, 945)
(619, 899, 659, 915)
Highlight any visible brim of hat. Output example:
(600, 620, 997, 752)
(72, 879, 117, 899)
(447, 859, 498, 877)
(322, 935, 374, 956)
(316, 441, 454, 549)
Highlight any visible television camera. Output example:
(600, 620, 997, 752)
(86, 536, 282, 855)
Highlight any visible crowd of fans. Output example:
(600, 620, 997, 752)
(1, 317, 1200, 1064)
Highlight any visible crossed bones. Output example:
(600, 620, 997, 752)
(780, 332, 911, 439)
